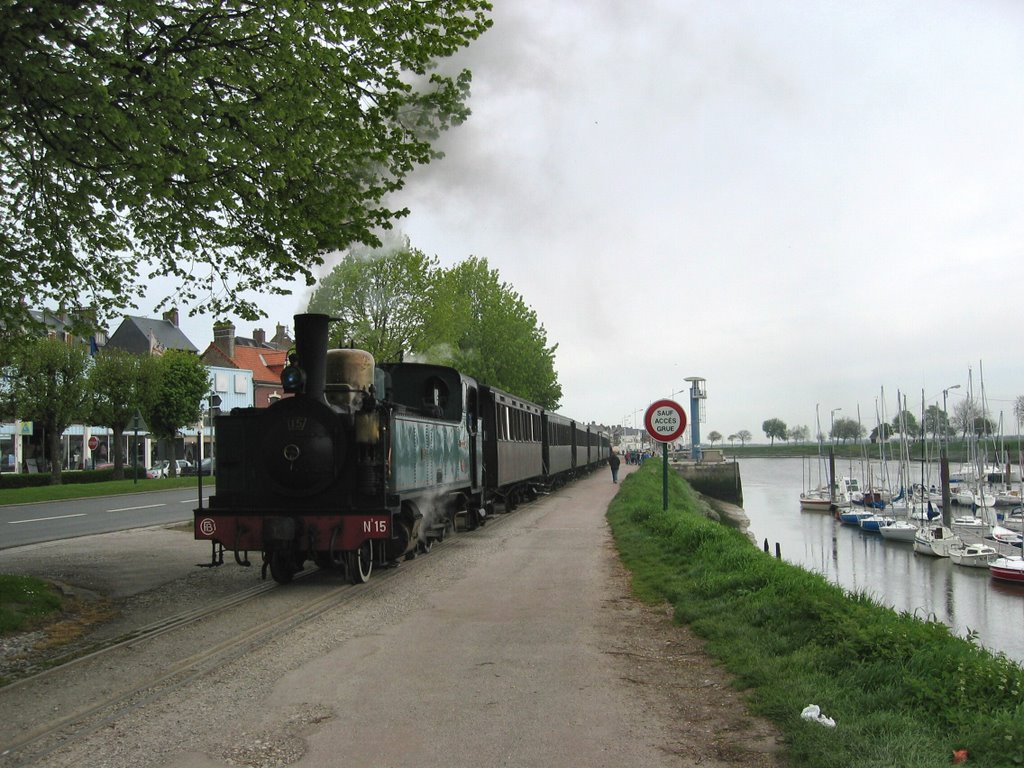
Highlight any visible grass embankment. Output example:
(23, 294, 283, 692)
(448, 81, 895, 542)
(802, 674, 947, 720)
(609, 460, 1024, 768)
(0, 476, 198, 506)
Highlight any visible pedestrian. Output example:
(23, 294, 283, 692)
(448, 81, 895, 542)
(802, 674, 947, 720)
(609, 450, 620, 483)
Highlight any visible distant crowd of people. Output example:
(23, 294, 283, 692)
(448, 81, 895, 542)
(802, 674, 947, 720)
(622, 449, 653, 465)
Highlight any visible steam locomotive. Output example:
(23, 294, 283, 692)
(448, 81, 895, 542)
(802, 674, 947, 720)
(194, 313, 610, 584)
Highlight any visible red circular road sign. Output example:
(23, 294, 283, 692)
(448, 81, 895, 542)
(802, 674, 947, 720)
(644, 399, 687, 443)
(88, 436, 99, 450)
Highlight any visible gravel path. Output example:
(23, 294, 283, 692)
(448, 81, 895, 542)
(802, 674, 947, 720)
(0, 468, 784, 767)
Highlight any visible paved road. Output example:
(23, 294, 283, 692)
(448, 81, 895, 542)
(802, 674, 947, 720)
(0, 486, 211, 550)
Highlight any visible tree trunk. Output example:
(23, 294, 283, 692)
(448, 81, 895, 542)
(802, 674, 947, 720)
(47, 421, 62, 485)
(112, 424, 126, 480)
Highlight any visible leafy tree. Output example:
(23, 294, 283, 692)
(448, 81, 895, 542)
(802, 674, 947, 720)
(89, 349, 159, 479)
(433, 258, 562, 409)
(788, 425, 809, 443)
(831, 417, 865, 444)
(1014, 396, 1024, 430)
(891, 409, 919, 436)
(1, 2, 493, 333)
(707, 430, 722, 446)
(762, 418, 787, 446)
(6, 338, 92, 484)
(307, 240, 441, 361)
(143, 351, 209, 476)
(309, 250, 561, 409)
(951, 399, 990, 438)
(869, 423, 893, 443)
(924, 404, 949, 438)
(737, 429, 752, 446)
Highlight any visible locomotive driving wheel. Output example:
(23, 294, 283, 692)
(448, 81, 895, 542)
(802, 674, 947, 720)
(347, 540, 373, 584)
(268, 551, 296, 584)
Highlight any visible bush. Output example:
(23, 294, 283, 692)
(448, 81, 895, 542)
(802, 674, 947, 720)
(0, 466, 148, 489)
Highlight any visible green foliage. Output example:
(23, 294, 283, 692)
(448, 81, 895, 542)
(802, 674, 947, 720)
(891, 408, 919, 435)
(308, 240, 441, 361)
(310, 250, 563, 409)
(88, 348, 158, 479)
(0, 1, 493, 331)
(0, 575, 62, 634)
(143, 351, 209, 470)
(830, 416, 864, 443)
(608, 461, 1024, 768)
(923, 404, 949, 437)
(5, 337, 93, 484)
(762, 417, 787, 445)
(433, 257, 562, 409)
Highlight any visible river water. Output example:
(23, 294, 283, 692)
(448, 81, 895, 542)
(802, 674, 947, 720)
(738, 457, 1024, 665)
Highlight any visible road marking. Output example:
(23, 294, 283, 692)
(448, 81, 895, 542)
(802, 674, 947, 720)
(180, 498, 208, 504)
(10, 513, 87, 525)
(108, 503, 166, 512)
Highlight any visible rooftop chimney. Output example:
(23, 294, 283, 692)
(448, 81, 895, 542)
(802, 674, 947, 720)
(163, 308, 180, 327)
(213, 322, 236, 360)
(253, 328, 266, 347)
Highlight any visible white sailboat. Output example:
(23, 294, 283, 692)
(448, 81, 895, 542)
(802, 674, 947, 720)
(879, 519, 918, 543)
(949, 540, 999, 568)
(913, 524, 960, 558)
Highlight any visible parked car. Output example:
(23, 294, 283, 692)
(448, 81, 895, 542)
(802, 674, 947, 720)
(146, 460, 169, 479)
(148, 459, 192, 478)
(182, 458, 215, 476)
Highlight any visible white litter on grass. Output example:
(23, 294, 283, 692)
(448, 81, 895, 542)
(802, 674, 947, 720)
(801, 704, 836, 727)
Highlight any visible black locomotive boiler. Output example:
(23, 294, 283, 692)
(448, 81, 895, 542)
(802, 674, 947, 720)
(195, 313, 610, 584)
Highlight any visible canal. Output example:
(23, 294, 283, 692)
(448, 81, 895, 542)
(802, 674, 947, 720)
(739, 457, 1024, 665)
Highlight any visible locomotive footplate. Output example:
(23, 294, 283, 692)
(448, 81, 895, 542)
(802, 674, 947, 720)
(194, 511, 393, 553)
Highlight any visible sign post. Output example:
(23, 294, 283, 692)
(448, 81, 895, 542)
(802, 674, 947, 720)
(644, 399, 688, 511)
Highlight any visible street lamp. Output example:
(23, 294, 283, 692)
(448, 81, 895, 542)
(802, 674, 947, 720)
(131, 409, 143, 485)
(942, 384, 961, 449)
(830, 408, 842, 444)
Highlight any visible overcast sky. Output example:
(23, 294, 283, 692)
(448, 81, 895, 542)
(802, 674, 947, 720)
(164, 1, 1024, 441)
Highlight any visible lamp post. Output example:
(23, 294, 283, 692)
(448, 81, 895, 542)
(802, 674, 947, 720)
(132, 410, 142, 485)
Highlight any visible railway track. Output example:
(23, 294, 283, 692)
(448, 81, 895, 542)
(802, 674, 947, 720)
(0, 508, 517, 767)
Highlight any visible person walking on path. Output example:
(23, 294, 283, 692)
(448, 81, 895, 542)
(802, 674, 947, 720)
(609, 450, 621, 483)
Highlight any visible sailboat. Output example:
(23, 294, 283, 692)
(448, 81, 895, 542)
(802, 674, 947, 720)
(989, 555, 1024, 584)
(800, 406, 836, 511)
(880, 391, 923, 544)
(914, 522, 960, 557)
(949, 540, 999, 568)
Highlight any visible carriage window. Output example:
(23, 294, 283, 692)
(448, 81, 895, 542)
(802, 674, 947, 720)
(499, 405, 510, 440)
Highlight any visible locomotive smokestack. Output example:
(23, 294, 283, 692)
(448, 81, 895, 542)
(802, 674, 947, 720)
(292, 313, 331, 403)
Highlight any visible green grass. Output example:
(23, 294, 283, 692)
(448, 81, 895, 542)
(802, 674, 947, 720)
(0, 476, 200, 506)
(608, 460, 1024, 768)
(0, 575, 63, 633)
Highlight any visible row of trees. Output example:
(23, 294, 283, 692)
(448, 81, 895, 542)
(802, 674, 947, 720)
(307, 242, 562, 409)
(762, 396, 1022, 446)
(1, 341, 209, 484)
(705, 430, 753, 447)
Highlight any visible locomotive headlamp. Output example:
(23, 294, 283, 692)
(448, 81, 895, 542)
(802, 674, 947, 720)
(281, 357, 306, 393)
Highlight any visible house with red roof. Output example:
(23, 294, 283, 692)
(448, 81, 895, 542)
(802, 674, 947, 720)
(200, 322, 293, 408)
